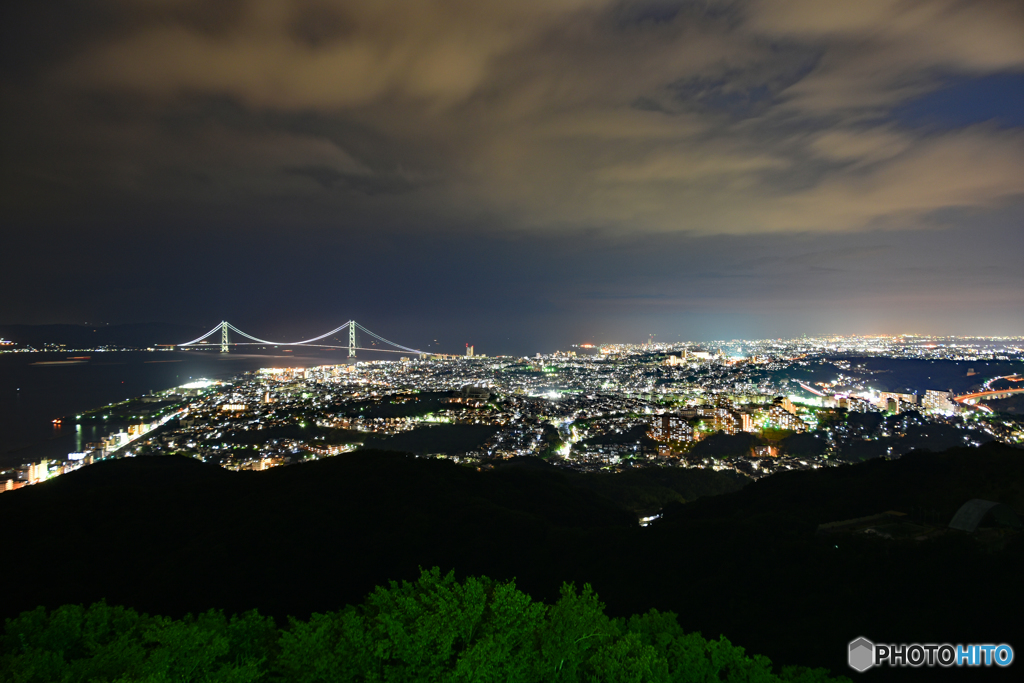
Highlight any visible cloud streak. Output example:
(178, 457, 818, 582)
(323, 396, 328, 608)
(3, 0, 1019, 236)
(1, 0, 1022, 338)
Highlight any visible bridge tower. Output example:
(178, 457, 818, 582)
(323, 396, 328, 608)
(220, 321, 229, 353)
(348, 321, 356, 358)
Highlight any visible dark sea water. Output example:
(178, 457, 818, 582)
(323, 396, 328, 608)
(0, 349, 352, 470)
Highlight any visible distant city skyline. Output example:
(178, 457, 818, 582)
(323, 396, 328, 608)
(3, 319, 1022, 361)
(3, 1, 1022, 349)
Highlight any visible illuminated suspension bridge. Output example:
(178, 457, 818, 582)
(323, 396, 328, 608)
(178, 321, 423, 358)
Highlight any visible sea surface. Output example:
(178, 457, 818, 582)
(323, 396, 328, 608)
(0, 348, 352, 470)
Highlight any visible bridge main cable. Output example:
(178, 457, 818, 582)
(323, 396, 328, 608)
(225, 322, 277, 345)
(179, 320, 421, 353)
(354, 322, 422, 354)
(286, 321, 352, 346)
(225, 321, 354, 346)
(178, 322, 229, 347)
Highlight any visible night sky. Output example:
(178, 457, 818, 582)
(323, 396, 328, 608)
(3, 1, 1023, 355)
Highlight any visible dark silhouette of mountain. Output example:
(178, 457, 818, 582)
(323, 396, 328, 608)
(0, 322, 205, 348)
(662, 444, 1024, 525)
(688, 431, 760, 458)
(0, 452, 635, 623)
(561, 464, 748, 515)
(2, 444, 1021, 682)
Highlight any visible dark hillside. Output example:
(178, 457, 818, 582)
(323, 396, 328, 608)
(663, 443, 1024, 524)
(494, 456, 749, 513)
(0, 452, 635, 623)
(2, 444, 1021, 682)
(635, 443, 1024, 680)
(563, 466, 748, 514)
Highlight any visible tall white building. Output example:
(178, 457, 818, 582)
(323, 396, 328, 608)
(922, 390, 956, 414)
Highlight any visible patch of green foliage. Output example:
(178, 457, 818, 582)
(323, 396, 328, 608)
(984, 393, 1024, 415)
(688, 432, 759, 459)
(777, 433, 827, 459)
(2, 568, 848, 683)
(580, 424, 656, 448)
(222, 424, 366, 446)
(342, 393, 464, 419)
(538, 422, 565, 460)
(1, 603, 275, 683)
(360, 424, 499, 455)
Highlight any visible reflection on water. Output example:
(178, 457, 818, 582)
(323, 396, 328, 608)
(0, 349, 358, 469)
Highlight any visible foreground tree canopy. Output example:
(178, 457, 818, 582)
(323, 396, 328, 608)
(2, 568, 847, 683)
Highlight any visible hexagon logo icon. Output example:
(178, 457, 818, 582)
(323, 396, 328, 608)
(849, 637, 874, 672)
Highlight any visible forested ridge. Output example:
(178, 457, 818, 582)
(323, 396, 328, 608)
(2, 444, 1021, 681)
(2, 568, 848, 682)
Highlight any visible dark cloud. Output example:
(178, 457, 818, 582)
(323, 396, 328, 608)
(283, 165, 418, 195)
(1, 0, 1022, 341)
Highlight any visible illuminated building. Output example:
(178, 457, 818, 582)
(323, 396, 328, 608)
(767, 406, 807, 432)
(922, 390, 957, 414)
(27, 460, 49, 483)
(2, 479, 26, 492)
(693, 405, 740, 434)
(461, 385, 491, 400)
(650, 414, 695, 442)
(773, 396, 798, 415)
(711, 410, 739, 435)
(876, 391, 917, 413)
